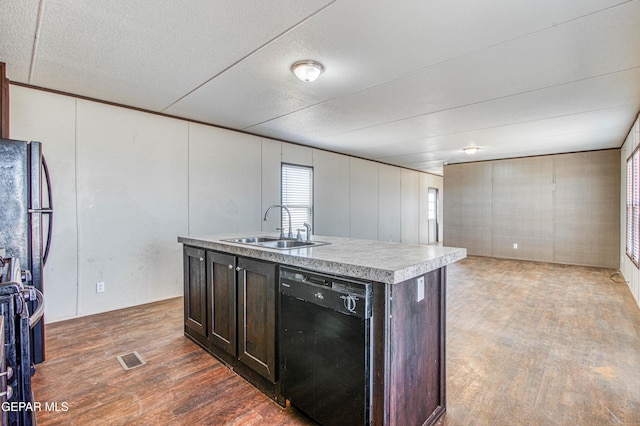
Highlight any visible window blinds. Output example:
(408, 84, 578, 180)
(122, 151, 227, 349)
(627, 150, 640, 264)
(281, 163, 313, 235)
(627, 157, 634, 259)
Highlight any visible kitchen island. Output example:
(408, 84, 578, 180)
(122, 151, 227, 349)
(178, 232, 466, 426)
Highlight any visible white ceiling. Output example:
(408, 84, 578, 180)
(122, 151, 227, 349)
(2, 0, 639, 175)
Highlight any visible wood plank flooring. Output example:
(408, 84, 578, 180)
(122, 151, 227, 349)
(31, 256, 640, 425)
(31, 297, 313, 426)
(442, 257, 640, 425)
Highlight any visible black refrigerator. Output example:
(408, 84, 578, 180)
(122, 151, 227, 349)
(0, 138, 53, 364)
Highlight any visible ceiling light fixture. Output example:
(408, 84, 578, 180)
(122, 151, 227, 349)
(291, 60, 324, 82)
(463, 147, 479, 155)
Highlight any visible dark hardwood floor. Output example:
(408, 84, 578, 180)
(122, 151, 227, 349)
(31, 297, 313, 425)
(32, 256, 640, 425)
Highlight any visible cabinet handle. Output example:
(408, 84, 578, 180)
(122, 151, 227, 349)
(199, 257, 204, 262)
(228, 264, 233, 269)
(236, 266, 243, 272)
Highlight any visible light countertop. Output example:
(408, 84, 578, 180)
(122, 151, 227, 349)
(178, 232, 466, 285)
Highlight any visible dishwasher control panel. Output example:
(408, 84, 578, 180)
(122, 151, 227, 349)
(279, 267, 372, 319)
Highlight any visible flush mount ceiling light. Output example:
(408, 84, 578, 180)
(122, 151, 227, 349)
(291, 60, 324, 82)
(463, 147, 479, 155)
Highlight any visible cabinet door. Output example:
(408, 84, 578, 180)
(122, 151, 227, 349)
(206, 251, 237, 356)
(237, 257, 277, 382)
(183, 246, 206, 339)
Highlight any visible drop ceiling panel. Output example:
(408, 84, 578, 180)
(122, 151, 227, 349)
(247, 1, 640, 144)
(0, 0, 41, 81)
(163, 44, 334, 128)
(27, 0, 333, 110)
(369, 105, 637, 168)
(360, 106, 636, 161)
(312, 68, 640, 154)
(375, 123, 626, 166)
(1, 0, 638, 175)
(168, 0, 633, 131)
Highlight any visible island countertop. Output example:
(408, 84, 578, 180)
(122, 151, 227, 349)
(178, 232, 466, 284)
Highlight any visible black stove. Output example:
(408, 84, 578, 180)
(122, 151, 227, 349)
(0, 256, 45, 426)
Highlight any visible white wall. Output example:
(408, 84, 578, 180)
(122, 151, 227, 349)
(444, 151, 620, 268)
(378, 164, 401, 242)
(10, 85, 444, 322)
(401, 169, 420, 244)
(261, 138, 282, 233)
(188, 123, 262, 235)
(9, 87, 79, 320)
(10, 87, 190, 320)
(313, 149, 350, 237)
(75, 101, 189, 315)
(620, 115, 640, 308)
(350, 158, 379, 240)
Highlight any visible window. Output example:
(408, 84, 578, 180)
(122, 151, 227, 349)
(428, 190, 436, 220)
(281, 163, 313, 235)
(427, 187, 439, 244)
(627, 149, 640, 265)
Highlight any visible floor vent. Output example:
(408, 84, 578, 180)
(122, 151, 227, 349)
(116, 351, 146, 371)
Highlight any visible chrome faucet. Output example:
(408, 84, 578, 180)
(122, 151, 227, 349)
(303, 222, 312, 242)
(263, 204, 293, 239)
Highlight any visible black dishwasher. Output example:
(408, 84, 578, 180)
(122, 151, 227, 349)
(279, 266, 373, 426)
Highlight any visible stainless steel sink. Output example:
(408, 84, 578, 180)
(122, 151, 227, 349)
(222, 236, 329, 250)
(223, 236, 281, 244)
(259, 240, 329, 249)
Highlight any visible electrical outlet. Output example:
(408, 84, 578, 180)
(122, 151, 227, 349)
(96, 282, 105, 293)
(513, 243, 518, 249)
(417, 276, 425, 302)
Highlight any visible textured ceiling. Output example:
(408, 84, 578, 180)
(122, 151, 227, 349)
(2, 0, 639, 175)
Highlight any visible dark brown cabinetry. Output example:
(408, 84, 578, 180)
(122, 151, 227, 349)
(385, 268, 447, 426)
(181, 240, 449, 425)
(183, 247, 279, 398)
(183, 246, 206, 343)
(1, 62, 9, 139)
(236, 257, 277, 383)
(206, 251, 236, 356)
